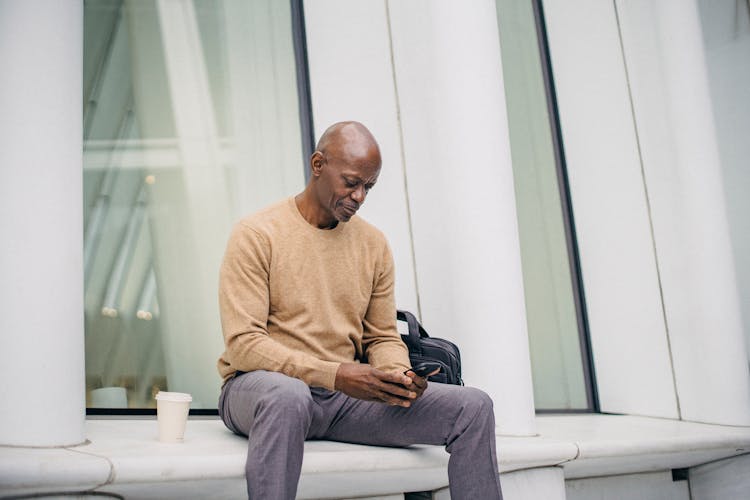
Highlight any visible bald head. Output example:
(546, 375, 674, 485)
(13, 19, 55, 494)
(315, 121, 381, 165)
(296, 121, 382, 228)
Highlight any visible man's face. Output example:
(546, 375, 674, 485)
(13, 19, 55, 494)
(315, 147, 381, 224)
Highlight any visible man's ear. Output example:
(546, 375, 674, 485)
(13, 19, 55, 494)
(310, 151, 324, 177)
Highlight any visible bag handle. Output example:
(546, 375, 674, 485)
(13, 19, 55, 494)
(397, 310, 432, 356)
(396, 310, 430, 338)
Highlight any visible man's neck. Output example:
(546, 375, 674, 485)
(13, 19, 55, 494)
(294, 191, 338, 229)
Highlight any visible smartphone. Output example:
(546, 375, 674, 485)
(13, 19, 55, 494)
(405, 362, 442, 378)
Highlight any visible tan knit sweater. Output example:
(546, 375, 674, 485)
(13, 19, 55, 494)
(217, 197, 410, 390)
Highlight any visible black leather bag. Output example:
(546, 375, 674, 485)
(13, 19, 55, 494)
(397, 310, 463, 385)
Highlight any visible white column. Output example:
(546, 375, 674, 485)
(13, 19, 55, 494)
(0, 0, 85, 446)
(388, 0, 536, 435)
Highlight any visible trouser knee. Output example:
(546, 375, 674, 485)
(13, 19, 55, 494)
(440, 386, 496, 453)
(222, 371, 315, 436)
(456, 387, 495, 431)
(255, 373, 314, 423)
(461, 387, 494, 416)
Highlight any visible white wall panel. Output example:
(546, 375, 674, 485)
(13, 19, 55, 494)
(615, 0, 750, 425)
(566, 471, 689, 500)
(388, 0, 536, 434)
(542, 0, 679, 418)
(498, 467, 566, 500)
(690, 453, 750, 500)
(304, 0, 418, 314)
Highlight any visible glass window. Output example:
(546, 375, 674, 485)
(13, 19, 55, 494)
(495, 0, 595, 410)
(695, 0, 750, 368)
(83, 0, 307, 410)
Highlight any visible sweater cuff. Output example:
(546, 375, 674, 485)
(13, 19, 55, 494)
(308, 360, 341, 391)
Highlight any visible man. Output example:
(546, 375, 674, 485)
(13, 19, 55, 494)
(217, 121, 503, 499)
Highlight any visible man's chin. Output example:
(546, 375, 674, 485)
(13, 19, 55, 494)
(337, 207, 357, 222)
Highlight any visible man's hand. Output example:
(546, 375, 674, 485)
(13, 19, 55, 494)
(335, 363, 416, 407)
(403, 366, 439, 399)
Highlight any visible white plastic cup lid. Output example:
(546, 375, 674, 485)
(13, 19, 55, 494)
(155, 391, 192, 402)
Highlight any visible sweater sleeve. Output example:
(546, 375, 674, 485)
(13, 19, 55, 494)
(361, 240, 411, 373)
(218, 222, 340, 389)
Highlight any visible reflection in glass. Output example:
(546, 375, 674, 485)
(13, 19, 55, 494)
(83, 0, 305, 409)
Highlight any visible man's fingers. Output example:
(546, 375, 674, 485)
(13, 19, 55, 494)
(335, 364, 423, 405)
(411, 376, 428, 389)
(404, 368, 440, 387)
(378, 380, 416, 400)
(361, 368, 413, 399)
(376, 368, 412, 387)
(405, 370, 437, 389)
(374, 390, 411, 407)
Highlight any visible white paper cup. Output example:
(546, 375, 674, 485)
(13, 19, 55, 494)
(90, 387, 128, 408)
(155, 391, 192, 442)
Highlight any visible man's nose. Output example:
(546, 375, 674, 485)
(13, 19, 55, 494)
(351, 185, 365, 203)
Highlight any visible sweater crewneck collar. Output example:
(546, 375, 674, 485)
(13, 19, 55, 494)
(288, 196, 349, 235)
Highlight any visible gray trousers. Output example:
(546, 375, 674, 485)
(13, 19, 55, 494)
(218, 370, 503, 500)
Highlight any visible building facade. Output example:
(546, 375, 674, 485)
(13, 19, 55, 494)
(1, 0, 749, 498)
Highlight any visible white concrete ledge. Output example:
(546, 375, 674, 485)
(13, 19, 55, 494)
(536, 415, 750, 479)
(0, 447, 111, 494)
(1, 415, 748, 499)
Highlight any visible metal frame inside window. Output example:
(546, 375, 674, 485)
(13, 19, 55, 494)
(291, 0, 315, 182)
